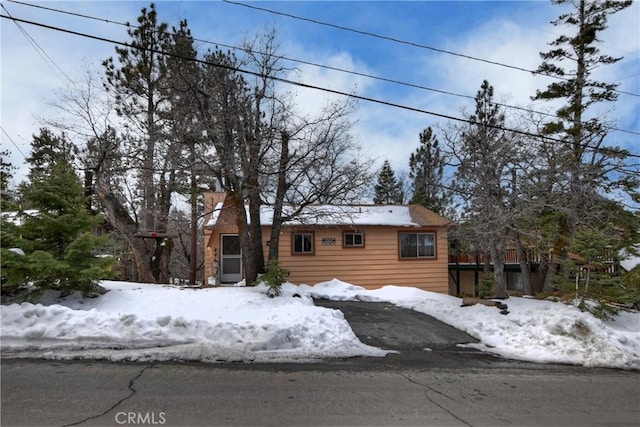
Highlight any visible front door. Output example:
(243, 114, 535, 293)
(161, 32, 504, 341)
(221, 234, 242, 283)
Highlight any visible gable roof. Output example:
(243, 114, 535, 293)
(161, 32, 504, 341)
(206, 200, 450, 228)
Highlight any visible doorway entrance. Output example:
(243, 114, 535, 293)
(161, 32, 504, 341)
(220, 234, 242, 283)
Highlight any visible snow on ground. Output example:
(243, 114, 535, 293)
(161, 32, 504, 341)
(1, 279, 639, 369)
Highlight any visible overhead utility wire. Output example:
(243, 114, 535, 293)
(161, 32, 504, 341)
(7, 0, 640, 137)
(0, 2, 508, 111)
(1, 13, 638, 160)
(1, 126, 27, 158)
(222, 0, 640, 99)
(1, 3, 73, 85)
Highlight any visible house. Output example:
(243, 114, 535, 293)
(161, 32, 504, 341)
(448, 249, 544, 296)
(203, 191, 452, 292)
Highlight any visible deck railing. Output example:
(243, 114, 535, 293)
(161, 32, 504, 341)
(449, 248, 617, 271)
(449, 248, 535, 264)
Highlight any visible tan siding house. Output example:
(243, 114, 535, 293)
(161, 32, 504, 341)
(204, 192, 452, 293)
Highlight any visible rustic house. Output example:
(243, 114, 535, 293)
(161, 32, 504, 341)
(203, 191, 452, 292)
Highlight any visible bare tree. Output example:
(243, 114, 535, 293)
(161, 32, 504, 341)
(264, 97, 372, 261)
(194, 27, 370, 280)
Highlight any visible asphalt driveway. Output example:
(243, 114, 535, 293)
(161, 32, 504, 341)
(313, 299, 501, 368)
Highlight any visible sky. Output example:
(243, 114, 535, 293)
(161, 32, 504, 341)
(1, 0, 639, 192)
(1, 279, 639, 368)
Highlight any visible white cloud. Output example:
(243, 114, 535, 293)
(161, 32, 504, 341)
(2, 0, 637, 191)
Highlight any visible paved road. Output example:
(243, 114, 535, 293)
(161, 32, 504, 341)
(2, 359, 639, 426)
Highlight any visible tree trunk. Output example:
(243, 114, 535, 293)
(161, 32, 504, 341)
(268, 131, 290, 261)
(155, 172, 174, 282)
(143, 108, 156, 232)
(514, 234, 533, 295)
(228, 187, 255, 285)
(152, 237, 173, 284)
(95, 178, 156, 283)
(537, 252, 550, 293)
(247, 182, 264, 278)
(189, 145, 198, 285)
(490, 239, 508, 299)
(483, 249, 491, 275)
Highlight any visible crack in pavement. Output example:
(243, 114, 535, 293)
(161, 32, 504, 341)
(395, 371, 473, 427)
(63, 364, 155, 427)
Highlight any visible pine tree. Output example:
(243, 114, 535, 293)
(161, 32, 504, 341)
(452, 81, 519, 299)
(102, 3, 174, 283)
(25, 128, 75, 178)
(374, 160, 403, 205)
(408, 127, 451, 216)
(1, 131, 114, 297)
(1, 149, 17, 211)
(532, 0, 636, 291)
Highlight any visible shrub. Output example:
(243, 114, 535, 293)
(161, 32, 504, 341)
(258, 259, 290, 298)
(477, 273, 494, 298)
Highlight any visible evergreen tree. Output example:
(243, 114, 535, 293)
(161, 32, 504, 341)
(451, 81, 519, 299)
(25, 128, 75, 178)
(408, 127, 451, 215)
(102, 3, 175, 283)
(553, 226, 640, 319)
(373, 160, 402, 205)
(1, 149, 17, 211)
(532, 0, 636, 291)
(1, 131, 114, 297)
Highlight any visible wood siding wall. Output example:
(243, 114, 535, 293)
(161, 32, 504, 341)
(263, 225, 449, 293)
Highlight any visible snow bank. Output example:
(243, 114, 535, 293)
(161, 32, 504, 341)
(1, 279, 638, 369)
(1, 281, 387, 363)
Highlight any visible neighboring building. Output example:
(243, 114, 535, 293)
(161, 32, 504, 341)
(448, 249, 543, 296)
(203, 191, 452, 292)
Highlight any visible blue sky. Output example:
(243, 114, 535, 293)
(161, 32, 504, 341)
(2, 1, 639, 188)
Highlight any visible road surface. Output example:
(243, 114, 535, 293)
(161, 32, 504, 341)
(2, 359, 639, 426)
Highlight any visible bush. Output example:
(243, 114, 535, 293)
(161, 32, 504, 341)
(257, 259, 290, 298)
(477, 273, 494, 298)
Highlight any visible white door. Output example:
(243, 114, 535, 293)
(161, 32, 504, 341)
(221, 235, 242, 283)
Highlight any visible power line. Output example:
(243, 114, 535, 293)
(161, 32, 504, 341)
(1, 3, 74, 85)
(221, 0, 640, 99)
(1, 13, 638, 161)
(1, 126, 27, 158)
(6, 0, 640, 138)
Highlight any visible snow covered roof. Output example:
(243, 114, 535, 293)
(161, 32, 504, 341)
(206, 200, 450, 228)
(261, 204, 449, 227)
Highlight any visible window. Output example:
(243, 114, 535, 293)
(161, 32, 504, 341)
(399, 232, 436, 259)
(343, 231, 365, 248)
(293, 232, 314, 255)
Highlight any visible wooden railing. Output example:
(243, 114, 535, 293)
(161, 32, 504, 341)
(449, 249, 541, 265)
(449, 249, 617, 271)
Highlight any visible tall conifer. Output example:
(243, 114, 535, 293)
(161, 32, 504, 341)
(373, 160, 403, 205)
